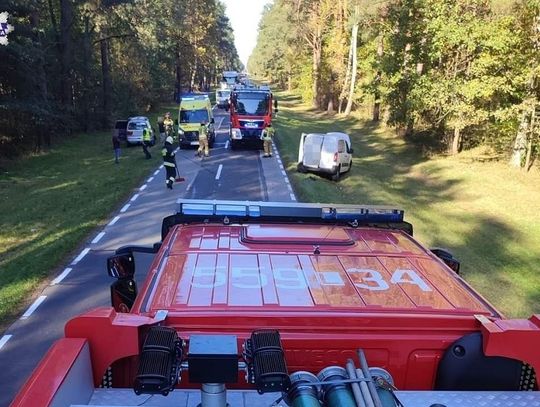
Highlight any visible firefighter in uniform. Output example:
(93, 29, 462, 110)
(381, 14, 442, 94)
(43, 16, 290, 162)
(261, 124, 275, 157)
(142, 127, 152, 159)
(197, 121, 210, 157)
(163, 112, 174, 142)
(162, 136, 177, 189)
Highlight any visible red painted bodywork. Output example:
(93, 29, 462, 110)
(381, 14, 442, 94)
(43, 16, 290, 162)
(229, 90, 274, 132)
(11, 221, 540, 406)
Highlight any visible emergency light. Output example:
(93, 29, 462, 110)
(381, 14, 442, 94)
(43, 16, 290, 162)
(175, 199, 404, 223)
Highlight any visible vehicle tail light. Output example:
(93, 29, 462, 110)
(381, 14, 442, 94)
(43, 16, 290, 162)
(333, 152, 338, 162)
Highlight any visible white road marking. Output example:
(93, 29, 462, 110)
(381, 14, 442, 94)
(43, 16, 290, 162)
(217, 117, 224, 130)
(72, 248, 90, 265)
(225, 140, 229, 149)
(287, 185, 293, 192)
(51, 268, 73, 285)
(281, 170, 287, 176)
(215, 164, 223, 180)
(0, 335, 12, 351)
(120, 204, 130, 213)
(147, 176, 154, 182)
(159, 165, 164, 169)
(21, 296, 47, 320)
(153, 170, 160, 176)
(91, 232, 105, 244)
(284, 178, 290, 184)
(139, 184, 147, 191)
(186, 178, 196, 191)
(108, 216, 120, 226)
(290, 193, 296, 201)
(130, 194, 139, 202)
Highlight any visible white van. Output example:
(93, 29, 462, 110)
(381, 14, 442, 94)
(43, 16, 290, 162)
(297, 132, 353, 180)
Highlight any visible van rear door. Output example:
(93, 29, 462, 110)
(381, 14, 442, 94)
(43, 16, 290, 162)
(320, 137, 338, 170)
(302, 134, 324, 168)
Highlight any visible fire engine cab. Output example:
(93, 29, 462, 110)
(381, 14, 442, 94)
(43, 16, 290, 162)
(11, 200, 540, 407)
(229, 88, 278, 149)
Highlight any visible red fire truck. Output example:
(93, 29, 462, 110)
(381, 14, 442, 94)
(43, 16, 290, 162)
(229, 88, 278, 149)
(11, 200, 540, 407)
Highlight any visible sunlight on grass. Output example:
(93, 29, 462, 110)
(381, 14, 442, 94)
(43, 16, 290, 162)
(275, 91, 540, 318)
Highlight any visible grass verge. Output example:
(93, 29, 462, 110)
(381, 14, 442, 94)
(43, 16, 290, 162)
(0, 108, 174, 332)
(275, 91, 540, 318)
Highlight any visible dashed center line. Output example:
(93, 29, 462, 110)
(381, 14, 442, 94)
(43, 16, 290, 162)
(21, 296, 47, 320)
(215, 164, 223, 180)
(139, 184, 147, 191)
(108, 216, 120, 226)
(147, 176, 154, 182)
(225, 140, 230, 149)
(51, 268, 73, 285)
(72, 248, 90, 265)
(130, 194, 139, 202)
(153, 170, 160, 176)
(91, 232, 105, 244)
(120, 204, 130, 213)
(0, 335, 12, 351)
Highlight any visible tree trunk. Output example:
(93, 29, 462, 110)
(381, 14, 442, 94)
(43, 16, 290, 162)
(312, 36, 322, 108)
(344, 9, 359, 116)
(175, 45, 182, 101)
(451, 126, 461, 155)
(510, 109, 530, 168)
(338, 29, 354, 113)
(372, 33, 383, 122)
(82, 16, 91, 132)
(100, 39, 112, 129)
(60, 0, 73, 109)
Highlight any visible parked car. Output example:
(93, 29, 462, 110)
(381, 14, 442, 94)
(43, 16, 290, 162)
(126, 116, 155, 146)
(297, 132, 353, 180)
(113, 119, 128, 142)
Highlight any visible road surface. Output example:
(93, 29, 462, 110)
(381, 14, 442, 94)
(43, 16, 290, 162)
(0, 106, 295, 407)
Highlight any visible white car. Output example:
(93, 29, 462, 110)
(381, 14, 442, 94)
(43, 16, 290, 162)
(297, 132, 353, 181)
(126, 116, 155, 145)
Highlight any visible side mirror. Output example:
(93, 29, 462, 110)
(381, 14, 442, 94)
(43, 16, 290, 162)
(107, 253, 135, 279)
(274, 99, 278, 109)
(110, 279, 137, 313)
(431, 248, 461, 274)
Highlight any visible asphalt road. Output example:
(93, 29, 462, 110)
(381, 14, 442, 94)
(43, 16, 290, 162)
(0, 107, 296, 407)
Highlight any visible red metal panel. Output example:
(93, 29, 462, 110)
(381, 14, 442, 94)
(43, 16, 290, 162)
(10, 338, 87, 407)
(200, 226, 220, 250)
(189, 254, 218, 306)
(258, 254, 279, 304)
(212, 253, 229, 304)
(175, 253, 197, 305)
(341, 256, 415, 308)
(229, 254, 264, 306)
(357, 229, 402, 253)
(152, 255, 186, 309)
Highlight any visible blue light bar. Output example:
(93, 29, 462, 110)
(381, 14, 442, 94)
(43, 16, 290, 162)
(176, 199, 404, 223)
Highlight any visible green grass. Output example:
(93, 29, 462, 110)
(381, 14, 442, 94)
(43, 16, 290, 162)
(0, 108, 176, 331)
(275, 91, 540, 318)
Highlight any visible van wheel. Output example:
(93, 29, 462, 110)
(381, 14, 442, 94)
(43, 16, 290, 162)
(230, 140, 237, 150)
(297, 163, 307, 173)
(332, 166, 341, 181)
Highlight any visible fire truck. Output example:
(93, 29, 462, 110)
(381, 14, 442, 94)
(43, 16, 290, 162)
(11, 200, 540, 407)
(229, 88, 278, 149)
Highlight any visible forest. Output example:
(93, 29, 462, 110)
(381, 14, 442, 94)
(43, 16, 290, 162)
(0, 0, 242, 157)
(248, 0, 540, 169)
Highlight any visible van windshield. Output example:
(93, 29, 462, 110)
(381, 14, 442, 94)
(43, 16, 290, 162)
(234, 93, 269, 115)
(180, 109, 209, 123)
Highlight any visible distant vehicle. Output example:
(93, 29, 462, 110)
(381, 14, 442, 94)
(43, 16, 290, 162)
(113, 119, 128, 142)
(222, 71, 239, 88)
(177, 94, 215, 149)
(126, 116, 155, 146)
(297, 132, 353, 181)
(229, 88, 278, 149)
(215, 89, 231, 110)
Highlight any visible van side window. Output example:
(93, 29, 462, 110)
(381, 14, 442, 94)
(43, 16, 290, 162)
(338, 140, 346, 153)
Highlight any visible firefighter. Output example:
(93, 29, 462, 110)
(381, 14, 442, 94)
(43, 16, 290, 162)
(261, 123, 275, 157)
(196, 121, 210, 157)
(162, 136, 177, 189)
(163, 112, 174, 142)
(142, 127, 152, 159)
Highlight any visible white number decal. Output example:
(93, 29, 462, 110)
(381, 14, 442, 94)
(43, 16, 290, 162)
(274, 268, 307, 290)
(192, 267, 226, 288)
(391, 269, 432, 292)
(348, 268, 389, 291)
(232, 267, 268, 289)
